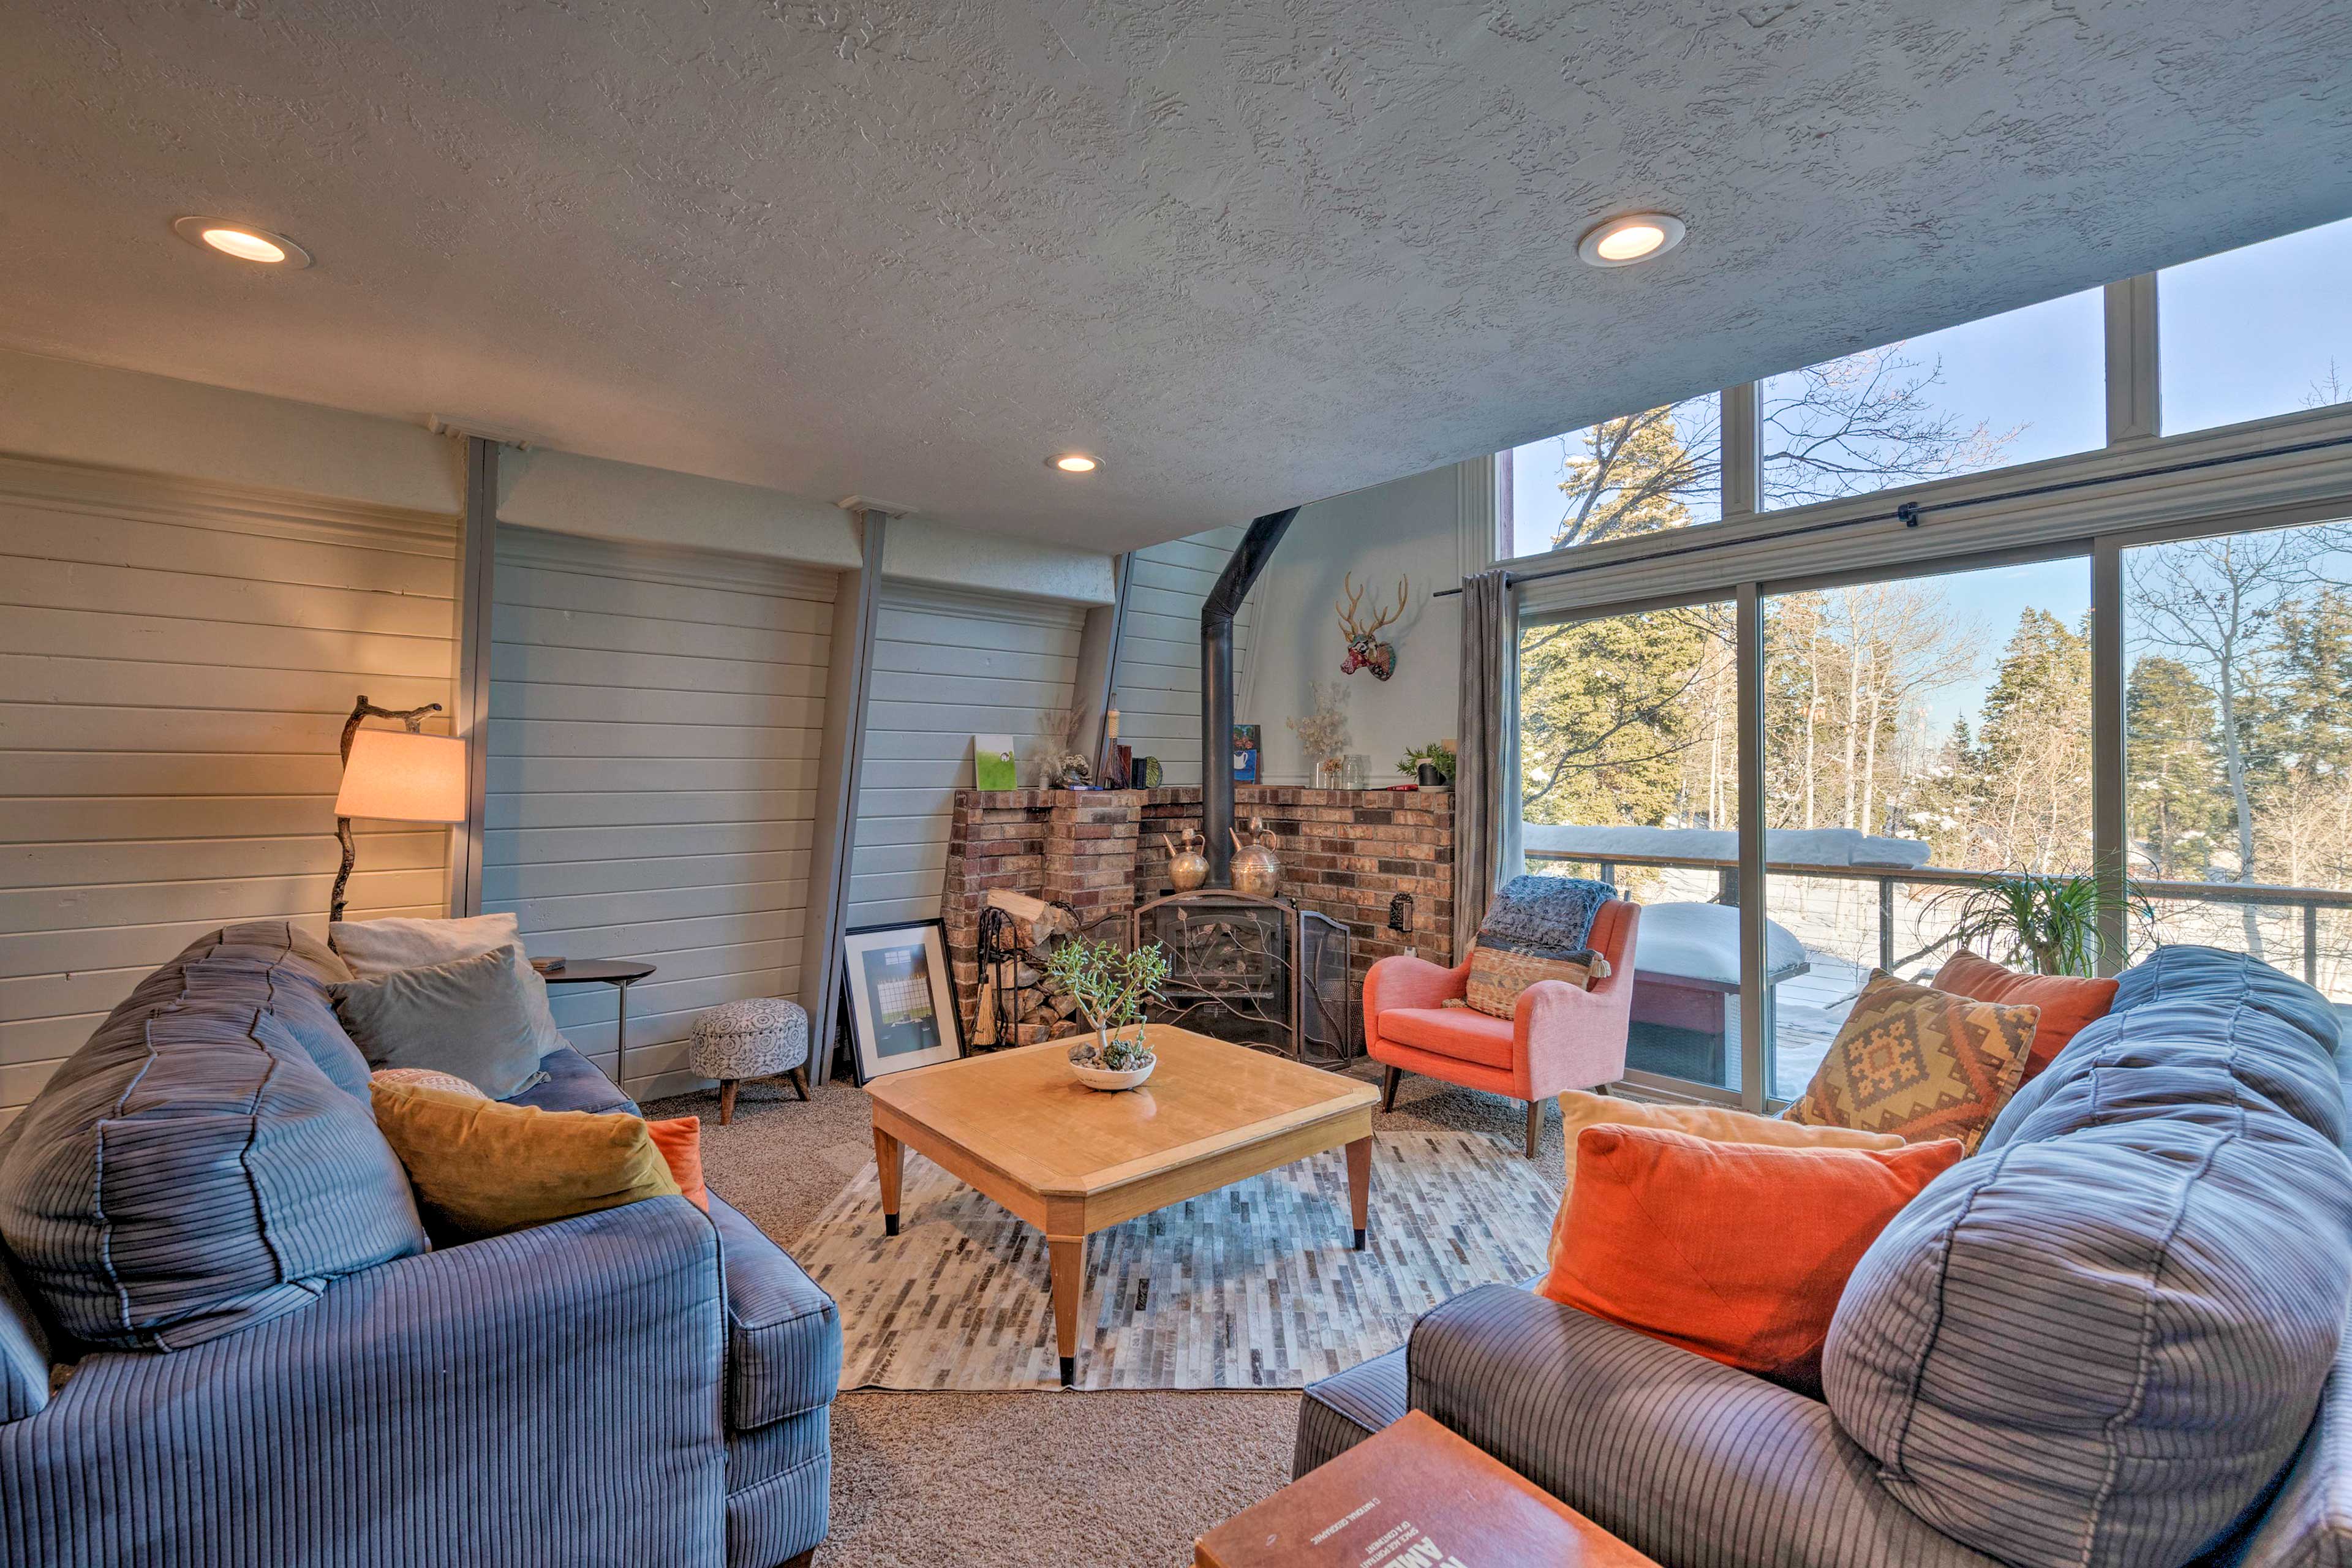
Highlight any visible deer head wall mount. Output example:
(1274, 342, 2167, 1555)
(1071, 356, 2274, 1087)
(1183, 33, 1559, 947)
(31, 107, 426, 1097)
(1336, 572, 1408, 681)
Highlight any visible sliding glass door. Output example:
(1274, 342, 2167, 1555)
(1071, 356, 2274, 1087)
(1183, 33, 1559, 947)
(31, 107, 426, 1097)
(1517, 595, 1744, 1097)
(2120, 516, 2352, 995)
(1507, 522, 2352, 1109)
(1515, 557, 2108, 1107)
(1758, 556, 2094, 1101)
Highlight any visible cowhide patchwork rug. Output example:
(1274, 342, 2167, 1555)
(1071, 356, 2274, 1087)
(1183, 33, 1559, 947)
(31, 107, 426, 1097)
(790, 1129, 1558, 1392)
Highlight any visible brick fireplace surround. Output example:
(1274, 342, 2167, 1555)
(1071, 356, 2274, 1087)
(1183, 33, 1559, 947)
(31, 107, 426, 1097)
(941, 786, 1455, 1048)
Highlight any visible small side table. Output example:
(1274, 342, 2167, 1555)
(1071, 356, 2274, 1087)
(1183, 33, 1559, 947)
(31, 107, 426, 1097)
(540, 960, 656, 1095)
(1194, 1411, 1657, 1568)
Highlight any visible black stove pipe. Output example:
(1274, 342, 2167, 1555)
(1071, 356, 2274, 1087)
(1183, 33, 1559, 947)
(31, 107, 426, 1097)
(1202, 508, 1298, 886)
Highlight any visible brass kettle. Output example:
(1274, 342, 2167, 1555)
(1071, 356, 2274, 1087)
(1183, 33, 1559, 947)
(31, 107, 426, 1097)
(1231, 820, 1281, 899)
(1164, 828, 1209, 892)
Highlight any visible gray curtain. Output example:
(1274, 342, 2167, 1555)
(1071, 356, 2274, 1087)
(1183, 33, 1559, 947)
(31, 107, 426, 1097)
(1454, 568, 1519, 959)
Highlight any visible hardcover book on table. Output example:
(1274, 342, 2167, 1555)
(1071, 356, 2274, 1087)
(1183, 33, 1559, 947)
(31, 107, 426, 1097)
(1194, 1412, 1653, 1568)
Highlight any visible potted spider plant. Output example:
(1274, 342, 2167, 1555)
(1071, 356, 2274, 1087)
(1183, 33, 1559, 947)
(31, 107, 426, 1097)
(1931, 867, 2150, 978)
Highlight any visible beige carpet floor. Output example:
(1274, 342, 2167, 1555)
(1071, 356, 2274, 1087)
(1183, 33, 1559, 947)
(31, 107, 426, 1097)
(647, 1060, 1572, 1568)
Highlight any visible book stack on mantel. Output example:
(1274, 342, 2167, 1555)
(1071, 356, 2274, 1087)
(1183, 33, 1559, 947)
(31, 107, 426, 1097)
(1196, 1412, 1657, 1568)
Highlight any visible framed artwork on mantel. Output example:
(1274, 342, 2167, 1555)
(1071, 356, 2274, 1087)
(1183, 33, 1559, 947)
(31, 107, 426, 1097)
(840, 919, 965, 1084)
(973, 733, 1019, 791)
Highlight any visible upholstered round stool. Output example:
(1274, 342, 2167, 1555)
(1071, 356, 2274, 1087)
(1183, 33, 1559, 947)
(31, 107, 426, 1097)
(689, 997, 811, 1125)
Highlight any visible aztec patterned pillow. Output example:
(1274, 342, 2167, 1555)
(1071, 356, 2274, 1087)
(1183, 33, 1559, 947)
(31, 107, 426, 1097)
(1782, 970, 2039, 1153)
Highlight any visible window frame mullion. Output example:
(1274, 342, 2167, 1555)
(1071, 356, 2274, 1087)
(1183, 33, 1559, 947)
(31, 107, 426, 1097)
(2091, 532, 2129, 974)
(1721, 382, 1761, 520)
(1735, 580, 1769, 1113)
(2105, 274, 2162, 446)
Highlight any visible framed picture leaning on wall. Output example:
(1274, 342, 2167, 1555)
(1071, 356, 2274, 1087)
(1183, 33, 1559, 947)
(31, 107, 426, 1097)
(840, 919, 965, 1084)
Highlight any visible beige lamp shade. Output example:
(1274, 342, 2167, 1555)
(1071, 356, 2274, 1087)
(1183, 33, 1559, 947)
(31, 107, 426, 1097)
(334, 728, 467, 823)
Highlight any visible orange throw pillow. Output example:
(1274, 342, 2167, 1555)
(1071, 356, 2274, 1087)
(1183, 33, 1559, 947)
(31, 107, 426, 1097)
(1545, 1093, 1908, 1267)
(1540, 1125, 1964, 1394)
(1932, 949, 2117, 1080)
(644, 1117, 709, 1212)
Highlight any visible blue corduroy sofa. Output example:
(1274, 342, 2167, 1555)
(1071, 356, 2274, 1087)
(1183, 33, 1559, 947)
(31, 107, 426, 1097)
(1298, 946, 2352, 1568)
(0, 921, 840, 1568)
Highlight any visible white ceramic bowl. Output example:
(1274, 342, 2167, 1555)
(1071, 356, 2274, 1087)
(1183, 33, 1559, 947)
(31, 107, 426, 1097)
(1068, 1055, 1156, 1092)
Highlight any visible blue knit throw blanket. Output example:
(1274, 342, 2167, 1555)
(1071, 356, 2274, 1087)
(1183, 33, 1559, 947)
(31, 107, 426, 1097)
(1477, 875, 1616, 962)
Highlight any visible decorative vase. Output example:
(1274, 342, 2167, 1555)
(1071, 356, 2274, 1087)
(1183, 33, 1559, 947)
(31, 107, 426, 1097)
(1166, 829, 1209, 892)
(1314, 757, 1346, 790)
(1417, 762, 1447, 788)
(1231, 823, 1281, 898)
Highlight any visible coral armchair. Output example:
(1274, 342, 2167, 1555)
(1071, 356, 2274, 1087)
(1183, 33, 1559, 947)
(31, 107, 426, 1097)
(1365, 901, 1640, 1158)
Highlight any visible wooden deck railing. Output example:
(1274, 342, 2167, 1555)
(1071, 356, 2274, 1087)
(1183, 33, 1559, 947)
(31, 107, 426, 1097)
(1521, 845, 2352, 990)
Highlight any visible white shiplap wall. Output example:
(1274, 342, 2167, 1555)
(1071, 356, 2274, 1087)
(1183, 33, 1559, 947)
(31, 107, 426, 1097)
(846, 582, 1087, 929)
(484, 527, 835, 1101)
(0, 455, 459, 1132)
(1112, 526, 1257, 786)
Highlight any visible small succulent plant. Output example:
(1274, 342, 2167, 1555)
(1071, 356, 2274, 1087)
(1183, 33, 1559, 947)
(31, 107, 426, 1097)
(1067, 1035, 1156, 1072)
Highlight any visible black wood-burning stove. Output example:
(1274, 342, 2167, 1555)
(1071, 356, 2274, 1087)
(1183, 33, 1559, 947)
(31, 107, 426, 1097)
(1130, 891, 1354, 1066)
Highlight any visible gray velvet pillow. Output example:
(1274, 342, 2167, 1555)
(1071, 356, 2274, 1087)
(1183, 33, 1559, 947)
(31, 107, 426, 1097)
(328, 944, 565, 1100)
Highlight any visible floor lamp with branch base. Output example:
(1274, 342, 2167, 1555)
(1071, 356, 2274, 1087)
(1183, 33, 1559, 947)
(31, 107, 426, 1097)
(331, 695, 466, 924)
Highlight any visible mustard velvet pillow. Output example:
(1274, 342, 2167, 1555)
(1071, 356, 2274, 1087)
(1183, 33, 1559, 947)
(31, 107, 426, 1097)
(1547, 1091, 1908, 1265)
(370, 1082, 680, 1240)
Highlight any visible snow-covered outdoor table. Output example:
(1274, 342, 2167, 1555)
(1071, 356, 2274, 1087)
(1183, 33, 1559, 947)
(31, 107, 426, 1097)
(1635, 900, 1810, 989)
(1620, 901, 1813, 1087)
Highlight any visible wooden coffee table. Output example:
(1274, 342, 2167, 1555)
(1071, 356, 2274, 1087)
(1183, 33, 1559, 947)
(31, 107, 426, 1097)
(864, 1023, 1380, 1386)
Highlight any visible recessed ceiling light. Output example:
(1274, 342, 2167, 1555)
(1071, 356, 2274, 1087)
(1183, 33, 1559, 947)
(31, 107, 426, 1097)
(1577, 213, 1686, 269)
(171, 216, 312, 268)
(1049, 453, 1100, 473)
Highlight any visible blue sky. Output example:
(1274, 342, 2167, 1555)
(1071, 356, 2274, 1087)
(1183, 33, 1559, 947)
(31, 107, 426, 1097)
(1506, 214, 2352, 749)
(2163, 217, 2352, 434)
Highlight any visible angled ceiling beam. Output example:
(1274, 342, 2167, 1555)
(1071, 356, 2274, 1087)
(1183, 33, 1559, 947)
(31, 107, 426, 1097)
(801, 506, 890, 1083)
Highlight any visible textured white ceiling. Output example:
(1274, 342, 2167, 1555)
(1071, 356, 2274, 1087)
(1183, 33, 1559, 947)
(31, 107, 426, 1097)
(4, 2, 2350, 551)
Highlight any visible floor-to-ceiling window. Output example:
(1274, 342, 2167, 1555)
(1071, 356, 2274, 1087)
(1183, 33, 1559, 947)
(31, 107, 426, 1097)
(1498, 213, 2352, 1108)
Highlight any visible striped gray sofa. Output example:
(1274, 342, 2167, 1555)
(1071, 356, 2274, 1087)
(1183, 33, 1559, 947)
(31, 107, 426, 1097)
(1298, 946, 2352, 1568)
(0, 921, 839, 1567)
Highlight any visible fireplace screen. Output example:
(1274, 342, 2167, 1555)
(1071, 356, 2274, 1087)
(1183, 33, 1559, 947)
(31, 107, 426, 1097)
(1131, 892, 1354, 1067)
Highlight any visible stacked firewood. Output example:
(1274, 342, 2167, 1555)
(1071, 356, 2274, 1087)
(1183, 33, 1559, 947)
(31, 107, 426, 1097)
(973, 891, 1088, 1047)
